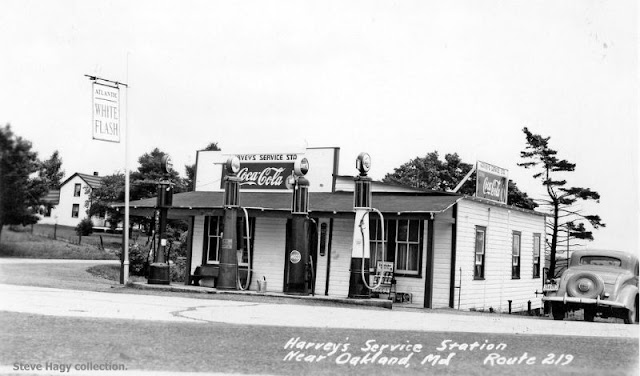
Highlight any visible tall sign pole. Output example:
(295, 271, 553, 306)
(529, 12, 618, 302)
(85, 74, 129, 284)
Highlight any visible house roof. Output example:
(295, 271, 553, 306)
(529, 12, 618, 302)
(333, 175, 465, 195)
(42, 190, 60, 205)
(463, 195, 546, 217)
(60, 173, 103, 189)
(120, 190, 463, 216)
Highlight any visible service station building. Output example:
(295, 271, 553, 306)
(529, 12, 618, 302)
(126, 147, 546, 313)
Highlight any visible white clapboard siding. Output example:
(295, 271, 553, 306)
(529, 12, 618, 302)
(454, 199, 545, 313)
(327, 218, 353, 297)
(250, 217, 287, 293)
(431, 215, 454, 308)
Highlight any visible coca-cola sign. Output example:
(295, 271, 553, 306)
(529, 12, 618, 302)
(475, 161, 509, 204)
(221, 162, 294, 190)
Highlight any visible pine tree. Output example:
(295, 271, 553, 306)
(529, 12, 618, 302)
(518, 127, 605, 277)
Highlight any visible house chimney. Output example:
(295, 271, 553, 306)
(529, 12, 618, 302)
(93, 172, 99, 176)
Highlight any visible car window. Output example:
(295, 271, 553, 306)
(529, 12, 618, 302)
(580, 256, 621, 267)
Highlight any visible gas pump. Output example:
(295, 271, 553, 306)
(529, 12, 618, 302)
(148, 155, 174, 285)
(216, 156, 254, 290)
(284, 158, 312, 295)
(348, 153, 385, 298)
(217, 157, 242, 290)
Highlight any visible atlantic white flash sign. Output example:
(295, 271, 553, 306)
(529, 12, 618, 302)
(92, 82, 120, 143)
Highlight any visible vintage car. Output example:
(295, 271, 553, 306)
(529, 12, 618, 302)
(542, 250, 638, 324)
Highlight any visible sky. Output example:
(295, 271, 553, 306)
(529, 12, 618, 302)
(1, 1, 637, 253)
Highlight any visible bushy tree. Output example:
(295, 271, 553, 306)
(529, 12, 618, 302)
(383, 151, 537, 210)
(38, 150, 64, 190)
(86, 173, 125, 230)
(0, 124, 47, 238)
(75, 217, 94, 240)
(130, 148, 184, 200)
(518, 127, 605, 277)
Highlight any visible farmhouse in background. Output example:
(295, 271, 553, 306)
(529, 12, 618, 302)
(38, 172, 112, 230)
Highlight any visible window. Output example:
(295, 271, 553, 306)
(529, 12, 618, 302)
(74, 184, 81, 197)
(71, 204, 79, 218)
(203, 215, 254, 266)
(369, 218, 423, 276)
(395, 219, 421, 275)
(474, 226, 486, 279)
(204, 216, 222, 263)
(237, 216, 255, 266)
(579, 256, 621, 267)
(318, 221, 329, 257)
(369, 218, 388, 269)
(533, 233, 541, 278)
(512, 231, 521, 279)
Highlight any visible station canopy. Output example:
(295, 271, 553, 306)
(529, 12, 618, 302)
(116, 190, 462, 219)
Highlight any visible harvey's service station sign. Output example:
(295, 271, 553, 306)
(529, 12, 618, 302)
(475, 161, 508, 204)
(220, 153, 299, 190)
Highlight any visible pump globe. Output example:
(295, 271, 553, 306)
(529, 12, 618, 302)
(285, 174, 296, 190)
(294, 157, 310, 177)
(161, 155, 173, 174)
(225, 156, 241, 174)
(356, 152, 371, 175)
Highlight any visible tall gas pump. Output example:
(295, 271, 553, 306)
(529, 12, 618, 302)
(348, 152, 385, 298)
(217, 156, 242, 290)
(284, 158, 311, 295)
(148, 155, 174, 285)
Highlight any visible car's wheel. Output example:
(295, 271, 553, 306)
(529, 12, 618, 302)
(624, 296, 638, 325)
(552, 303, 565, 321)
(566, 272, 605, 299)
(584, 307, 596, 322)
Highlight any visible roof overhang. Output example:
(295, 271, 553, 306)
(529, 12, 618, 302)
(113, 190, 463, 218)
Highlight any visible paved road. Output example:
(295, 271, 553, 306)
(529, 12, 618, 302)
(0, 259, 637, 375)
(1, 283, 638, 376)
(1, 283, 637, 338)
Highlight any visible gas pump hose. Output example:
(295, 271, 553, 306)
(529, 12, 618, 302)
(237, 206, 252, 291)
(359, 208, 386, 290)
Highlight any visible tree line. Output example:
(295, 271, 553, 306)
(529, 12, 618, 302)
(1, 123, 603, 275)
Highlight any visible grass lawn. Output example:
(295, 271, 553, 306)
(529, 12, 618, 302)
(0, 226, 119, 260)
(85, 264, 146, 283)
(31, 223, 146, 249)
